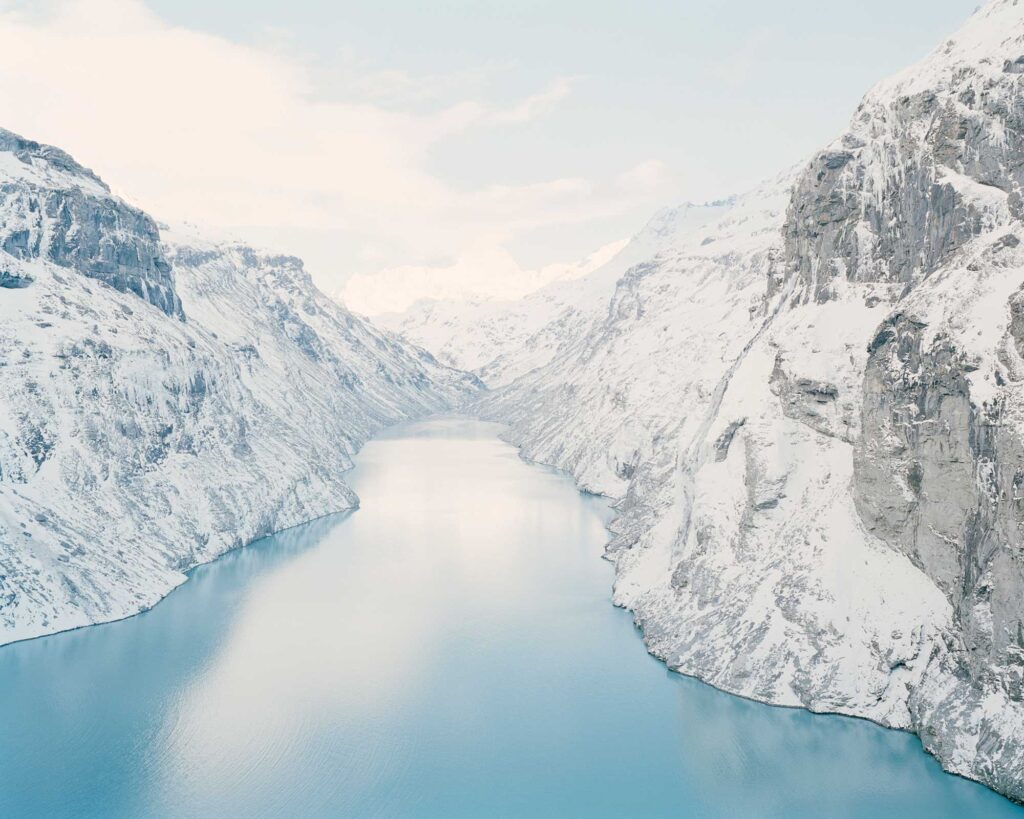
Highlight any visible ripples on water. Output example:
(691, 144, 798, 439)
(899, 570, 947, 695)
(0, 417, 1021, 818)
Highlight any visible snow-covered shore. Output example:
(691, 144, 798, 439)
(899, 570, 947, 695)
(0, 128, 479, 645)
(384, 1, 1024, 800)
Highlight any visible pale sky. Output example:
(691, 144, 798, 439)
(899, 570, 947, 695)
(0, 0, 979, 313)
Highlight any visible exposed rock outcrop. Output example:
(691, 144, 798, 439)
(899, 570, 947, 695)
(0, 128, 182, 317)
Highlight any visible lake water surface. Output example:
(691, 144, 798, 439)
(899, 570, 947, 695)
(1, 416, 1021, 817)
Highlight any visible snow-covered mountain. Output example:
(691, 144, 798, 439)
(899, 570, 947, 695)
(8, 0, 1024, 802)
(0, 128, 479, 645)
(376, 201, 732, 386)
(385, 0, 1024, 800)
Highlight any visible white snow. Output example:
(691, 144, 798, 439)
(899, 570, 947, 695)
(0, 142, 476, 645)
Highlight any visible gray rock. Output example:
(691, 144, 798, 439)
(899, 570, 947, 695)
(0, 270, 31, 289)
(780, 74, 1021, 303)
(0, 128, 182, 318)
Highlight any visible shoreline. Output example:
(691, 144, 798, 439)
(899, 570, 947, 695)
(490, 419, 1024, 810)
(0, 412, 503, 651)
(3, 410, 1020, 808)
(0, 505, 359, 651)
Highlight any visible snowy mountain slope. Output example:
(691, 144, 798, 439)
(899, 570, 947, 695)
(0, 130, 478, 645)
(376, 201, 732, 386)
(469, 0, 1024, 800)
(475, 174, 955, 741)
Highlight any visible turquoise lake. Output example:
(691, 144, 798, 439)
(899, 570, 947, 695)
(0, 416, 1021, 817)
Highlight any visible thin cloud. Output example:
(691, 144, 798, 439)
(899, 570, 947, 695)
(0, 0, 663, 312)
(616, 159, 670, 193)
(488, 76, 580, 124)
(709, 25, 784, 89)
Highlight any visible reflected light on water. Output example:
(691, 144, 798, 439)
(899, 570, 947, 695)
(0, 417, 1020, 818)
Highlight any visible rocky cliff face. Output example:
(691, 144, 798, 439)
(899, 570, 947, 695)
(437, 0, 1024, 801)
(791, 0, 1024, 791)
(848, 228, 1024, 792)
(782, 13, 1022, 303)
(0, 133, 477, 645)
(0, 128, 181, 317)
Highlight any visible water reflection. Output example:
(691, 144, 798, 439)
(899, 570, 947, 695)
(0, 416, 1020, 818)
